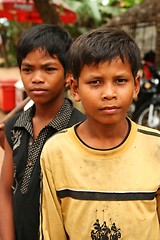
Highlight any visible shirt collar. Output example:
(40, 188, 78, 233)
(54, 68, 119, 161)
(14, 98, 74, 133)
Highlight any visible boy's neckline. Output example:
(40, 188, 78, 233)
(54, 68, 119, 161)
(74, 118, 131, 151)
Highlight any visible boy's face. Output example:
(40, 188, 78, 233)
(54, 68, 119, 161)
(20, 48, 66, 107)
(71, 57, 140, 126)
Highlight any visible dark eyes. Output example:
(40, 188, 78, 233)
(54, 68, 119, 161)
(116, 79, 127, 84)
(89, 80, 101, 85)
(46, 67, 57, 72)
(88, 79, 127, 85)
(21, 67, 31, 73)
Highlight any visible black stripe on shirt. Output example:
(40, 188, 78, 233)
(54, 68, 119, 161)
(138, 129, 160, 137)
(57, 189, 156, 201)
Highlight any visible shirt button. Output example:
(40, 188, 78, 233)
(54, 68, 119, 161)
(28, 160, 33, 167)
(29, 139, 33, 146)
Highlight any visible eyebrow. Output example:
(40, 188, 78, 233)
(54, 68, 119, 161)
(21, 61, 59, 67)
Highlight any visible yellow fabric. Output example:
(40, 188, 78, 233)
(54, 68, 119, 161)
(40, 120, 160, 240)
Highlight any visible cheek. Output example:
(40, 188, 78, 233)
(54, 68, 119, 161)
(123, 91, 136, 109)
(79, 92, 96, 109)
(22, 81, 28, 90)
(21, 75, 30, 86)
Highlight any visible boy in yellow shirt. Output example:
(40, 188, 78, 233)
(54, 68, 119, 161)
(40, 27, 160, 240)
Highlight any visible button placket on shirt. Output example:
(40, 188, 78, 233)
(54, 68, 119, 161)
(20, 130, 49, 194)
(19, 99, 74, 194)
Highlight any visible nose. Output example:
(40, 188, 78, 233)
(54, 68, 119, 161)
(31, 70, 44, 83)
(101, 83, 117, 100)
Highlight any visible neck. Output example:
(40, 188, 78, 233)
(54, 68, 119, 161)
(76, 118, 129, 149)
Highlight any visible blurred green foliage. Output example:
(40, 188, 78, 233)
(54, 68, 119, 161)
(0, 0, 144, 66)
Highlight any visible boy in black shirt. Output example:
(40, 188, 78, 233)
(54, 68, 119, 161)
(0, 24, 85, 240)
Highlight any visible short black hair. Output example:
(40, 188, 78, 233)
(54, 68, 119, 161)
(68, 27, 141, 80)
(144, 50, 155, 63)
(16, 24, 73, 75)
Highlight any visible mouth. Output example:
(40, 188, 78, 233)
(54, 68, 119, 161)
(31, 87, 46, 91)
(30, 88, 47, 95)
(100, 105, 120, 114)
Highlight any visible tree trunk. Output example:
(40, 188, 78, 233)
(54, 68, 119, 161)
(1, 32, 9, 67)
(33, 0, 61, 25)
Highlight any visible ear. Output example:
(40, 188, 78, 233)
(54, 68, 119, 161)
(133, 74, 140, 100)
(70, 77, 81, 102)
(65, 71, 72, 88)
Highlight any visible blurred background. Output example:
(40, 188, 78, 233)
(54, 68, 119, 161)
(2, 0, 157, 68)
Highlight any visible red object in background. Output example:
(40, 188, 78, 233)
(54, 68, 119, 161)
(0, 0, 77, 24)
(143, 62, 153, 80)
(0, 79, 17, 112)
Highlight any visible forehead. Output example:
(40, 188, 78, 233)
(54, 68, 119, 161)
(22, 48, 59, 63)
(77, 58, 135, 83)
(81, 57, 132, 74)
(26, 48, 51, 58)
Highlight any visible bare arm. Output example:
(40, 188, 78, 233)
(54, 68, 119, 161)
(0, 123, 5, 149)
(0, 137, 15, 240)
